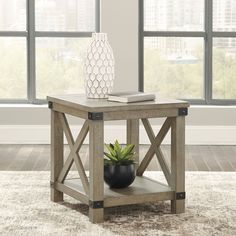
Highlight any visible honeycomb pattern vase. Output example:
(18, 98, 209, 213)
(84, 33, 115, 98)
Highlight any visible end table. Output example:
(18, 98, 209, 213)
(47, 94, 189, 223)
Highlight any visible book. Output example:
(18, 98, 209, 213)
(108, 91, 156, 103)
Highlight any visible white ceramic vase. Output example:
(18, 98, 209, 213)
(84, 33, 115, 98)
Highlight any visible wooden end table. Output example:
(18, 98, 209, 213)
(47, 94, 189, 223)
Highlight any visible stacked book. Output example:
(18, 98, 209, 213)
(107, 91, 156, 103)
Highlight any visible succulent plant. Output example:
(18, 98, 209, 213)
(104, 140, 135, 166)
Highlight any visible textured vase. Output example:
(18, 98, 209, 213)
(84, 33, 115, 98)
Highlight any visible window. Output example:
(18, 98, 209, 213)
(140, 0, 236, 104)
(0, 0, 99, 103)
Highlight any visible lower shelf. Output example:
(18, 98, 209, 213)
(61, 176, 174, 208)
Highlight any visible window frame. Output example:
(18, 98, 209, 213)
(139, 0, 236, 105)
(0, 0, 100, 104)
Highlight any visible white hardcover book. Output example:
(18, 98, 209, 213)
(108, 91, 156, 103)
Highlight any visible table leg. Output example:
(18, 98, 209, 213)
(171, 116, 185, 213)
(127, 119, 139, 169)
(51, 110, 64, 202)
(89, 120, 104, 223)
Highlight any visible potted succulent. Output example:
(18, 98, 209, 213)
(104, 140, 136, 188)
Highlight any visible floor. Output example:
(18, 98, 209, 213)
(0, 145, 235, 171)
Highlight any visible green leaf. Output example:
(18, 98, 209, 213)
(114, 140, 121, 152)
(109, 143, 114, 150)
(114, 140, 122, 159)
(105, 144, 116, 157)
(121, 153, 135, 161)
(121, 144, 135, 159)
(104, 141, 136, 165)
(104, 152, 117, 161)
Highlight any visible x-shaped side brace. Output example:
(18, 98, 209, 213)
(57, 113, 89, 195)
(137, 118, 172, 186)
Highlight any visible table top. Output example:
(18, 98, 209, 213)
(47, 94, 189, 112)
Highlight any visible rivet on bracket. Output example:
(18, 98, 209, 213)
(89, 200, 104, 209)
(176, 192, 186, 200)
(88, 112, 103, 120)
(48, 101, 53, 109)
(178, 108, 188, 116)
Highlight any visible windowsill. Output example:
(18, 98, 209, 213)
(0, 104, 47, 108)
(191, 105, 236, 108)
(0, 104, 235, 109)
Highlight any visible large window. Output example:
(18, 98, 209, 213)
(140, 0, 236, 104)
(0, 0, 99, 103)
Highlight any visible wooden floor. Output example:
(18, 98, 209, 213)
(0, 145, 235, 171)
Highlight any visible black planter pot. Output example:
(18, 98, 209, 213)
(104, 163, 136, 188)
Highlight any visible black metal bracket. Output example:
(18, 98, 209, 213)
(178, 108, 188, 116)
(88, 112, 103, 120)
(176, 192, 186, 200)
(50, 181, 55, 188)
(48, 101, 53, 109)
(89, 200, 104, 209)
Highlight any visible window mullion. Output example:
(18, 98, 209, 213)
(27, 0, 36, 103)
(143, 31, 205, 37)
(95, 0, 100, 32)
(0, 32, 27, 37)
(213, 32, 236, 37)
(205, 0, 213, 104)
(139, 0, 144, 92)
(35, 32, 93, 37)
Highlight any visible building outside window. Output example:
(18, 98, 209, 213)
(0, 0, 99, 103)
(141, 0, 236, 104)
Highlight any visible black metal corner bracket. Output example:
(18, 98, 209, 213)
(178, 108, 188, 116)
(89, 200, 104, 209)
(48, 101, 53, 109)
(176, 192, 186, 200)
(50, 181, 55, 188)
(88, 112, 103, 120)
